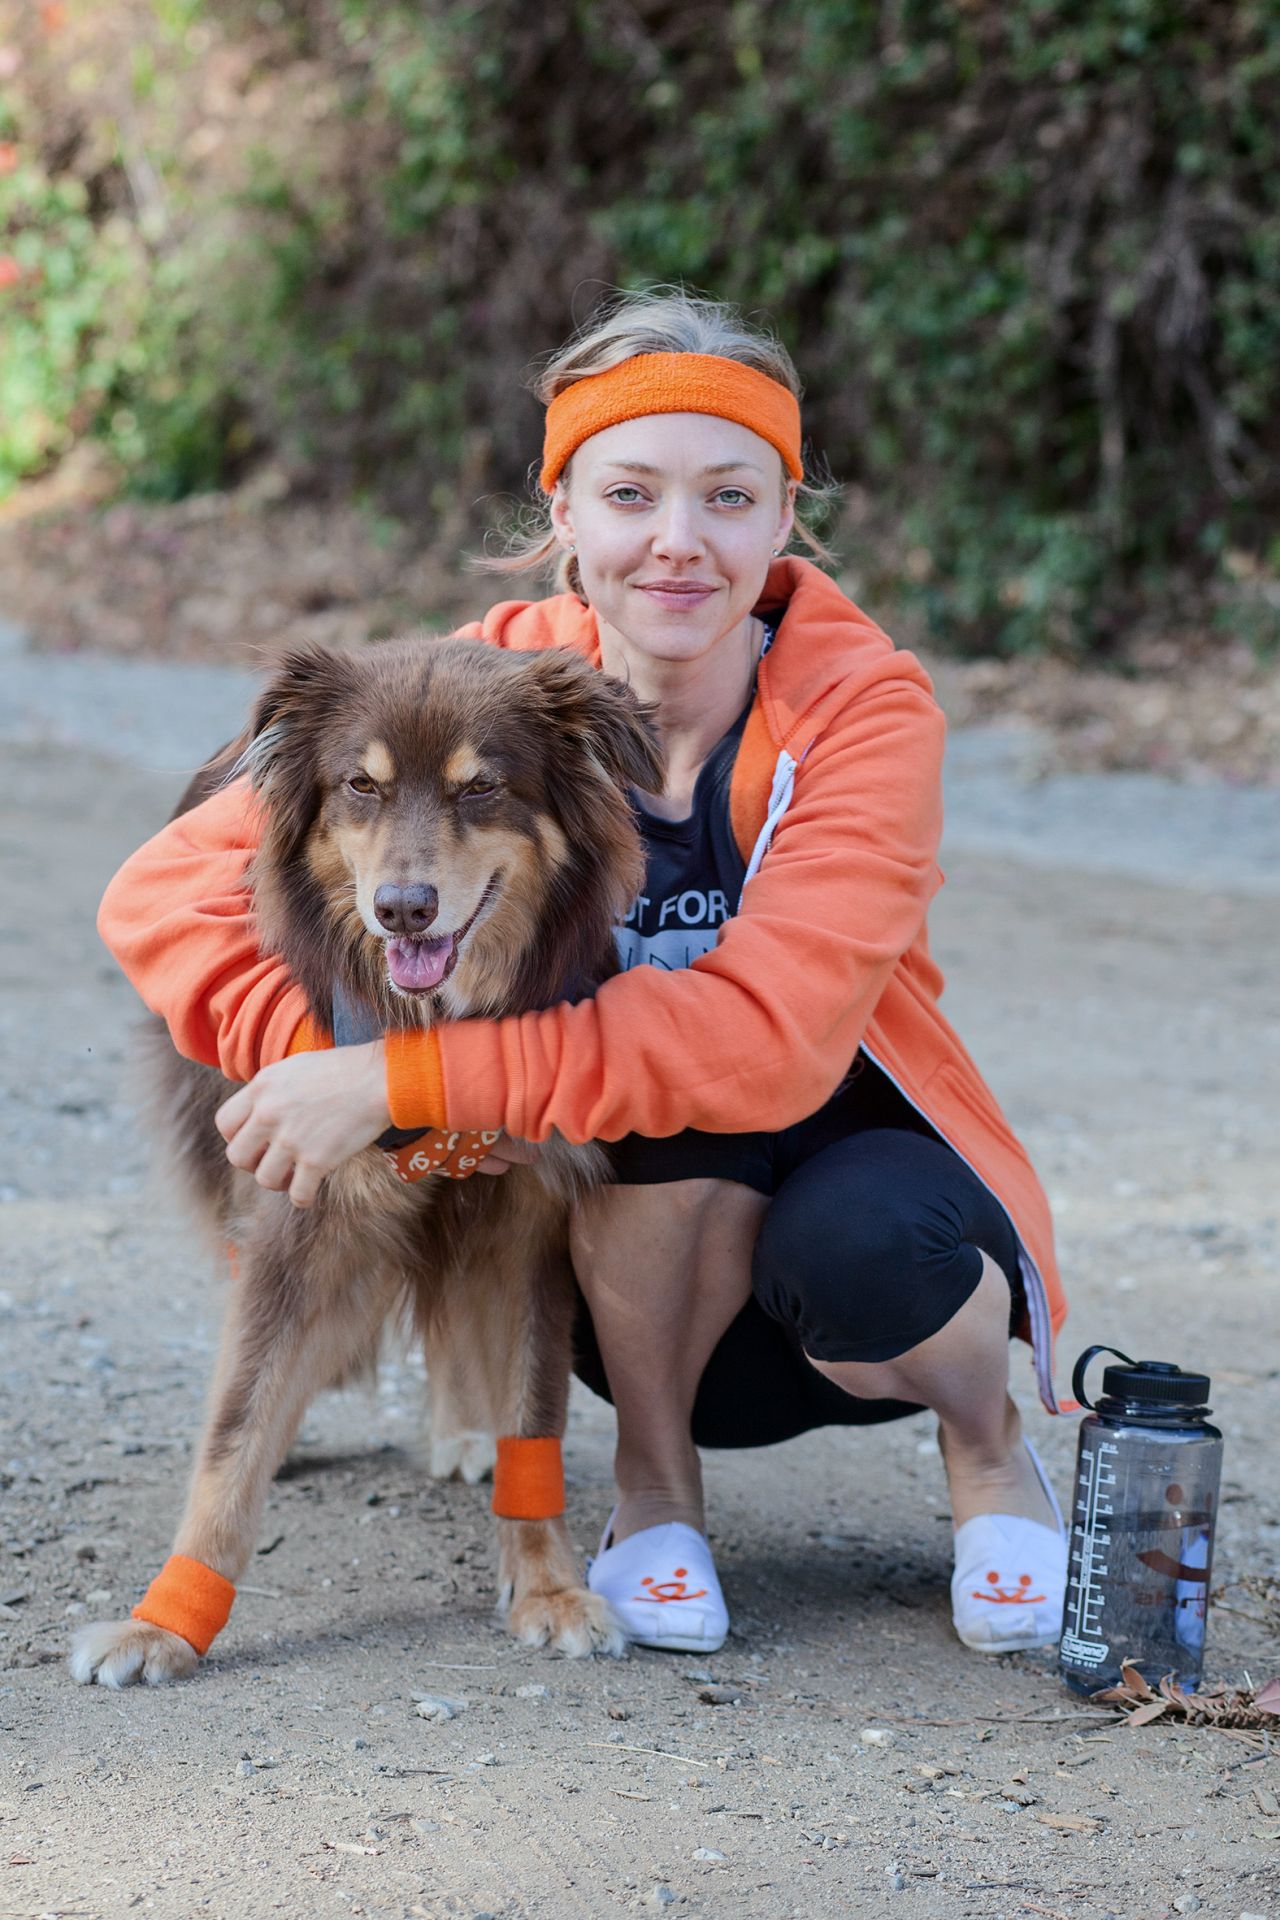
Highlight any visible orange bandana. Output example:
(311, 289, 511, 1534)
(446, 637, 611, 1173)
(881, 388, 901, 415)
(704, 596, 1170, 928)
(540, 352, 803, 491)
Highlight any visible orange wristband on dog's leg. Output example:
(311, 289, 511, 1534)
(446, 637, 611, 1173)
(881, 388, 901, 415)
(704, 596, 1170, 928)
(491, 1436, 565, 1520)
(131, 1554, 236, 1656)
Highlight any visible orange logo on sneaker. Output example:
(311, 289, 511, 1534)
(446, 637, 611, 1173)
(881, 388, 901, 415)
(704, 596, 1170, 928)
(632, 1566, 708, 1604)
(971, 1570, 1045, 1604)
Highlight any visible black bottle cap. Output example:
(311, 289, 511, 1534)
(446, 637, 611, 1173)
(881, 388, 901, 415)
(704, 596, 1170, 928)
(1100, 1358, 1211, 1407)
(1073, 1345, 1212, 1412)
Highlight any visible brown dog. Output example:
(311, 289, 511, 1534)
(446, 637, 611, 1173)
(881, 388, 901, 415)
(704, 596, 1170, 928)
(70, 636, 661, 1686)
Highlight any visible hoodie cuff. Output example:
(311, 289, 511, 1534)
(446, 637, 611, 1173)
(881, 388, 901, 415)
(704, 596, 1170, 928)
(386, 1028, 448, 1130)
(285, 1012, 333, 1056)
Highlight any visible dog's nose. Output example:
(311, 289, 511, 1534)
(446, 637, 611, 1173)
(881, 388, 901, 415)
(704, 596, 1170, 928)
(374, 883, 439, 934)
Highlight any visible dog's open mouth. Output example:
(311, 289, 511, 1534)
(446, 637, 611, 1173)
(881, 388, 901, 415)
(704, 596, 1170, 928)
(383, 873, 500, 994)
(385, 933, 456, 993)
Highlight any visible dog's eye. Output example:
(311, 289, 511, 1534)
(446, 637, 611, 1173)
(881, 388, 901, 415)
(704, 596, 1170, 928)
(347, 773, 379, 796)
(463, 777, 499, 798)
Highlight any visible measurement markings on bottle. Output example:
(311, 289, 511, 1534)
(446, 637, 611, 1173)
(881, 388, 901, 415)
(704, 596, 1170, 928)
(1062, 1438, 1117, 1663)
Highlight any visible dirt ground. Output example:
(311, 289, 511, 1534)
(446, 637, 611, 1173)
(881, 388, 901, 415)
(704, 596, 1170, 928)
(1, 645, 1279, 1920)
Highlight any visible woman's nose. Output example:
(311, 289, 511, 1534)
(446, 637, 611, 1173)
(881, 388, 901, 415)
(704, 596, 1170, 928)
(650, 500, 705, 563)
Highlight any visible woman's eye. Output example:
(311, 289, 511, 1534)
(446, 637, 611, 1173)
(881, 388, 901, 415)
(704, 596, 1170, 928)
(347, 774, 378, 796)
(607, 486, 645, 505)
(715, 488, 752, 506)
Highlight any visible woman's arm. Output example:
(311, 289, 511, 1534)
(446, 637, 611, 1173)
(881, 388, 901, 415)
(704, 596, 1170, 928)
(391, 671, 946, 1142)
(97, 778, 309, 1083)
(100, 657, 943, 1149)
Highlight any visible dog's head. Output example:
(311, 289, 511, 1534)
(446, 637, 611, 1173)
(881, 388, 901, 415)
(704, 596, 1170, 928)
(238, 636, 662, 1022)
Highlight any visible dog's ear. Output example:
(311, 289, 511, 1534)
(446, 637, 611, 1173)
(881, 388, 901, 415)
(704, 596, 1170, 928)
(240, 647, 360, 851)
(530, 650, 664, 796)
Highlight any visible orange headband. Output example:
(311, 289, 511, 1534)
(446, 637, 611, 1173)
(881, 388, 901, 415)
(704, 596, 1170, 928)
(540, 352, 803, 491)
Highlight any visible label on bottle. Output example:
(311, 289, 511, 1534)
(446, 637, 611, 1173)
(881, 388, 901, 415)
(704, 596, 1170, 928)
(1059, 1631, 1108, 1667)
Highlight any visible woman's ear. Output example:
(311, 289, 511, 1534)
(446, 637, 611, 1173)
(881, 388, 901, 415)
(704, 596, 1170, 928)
(549, 481, 577, 555)
(774, 477, 798, 555)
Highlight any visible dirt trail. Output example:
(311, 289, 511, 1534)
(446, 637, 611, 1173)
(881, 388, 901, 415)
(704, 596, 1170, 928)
(1, 648, 1278, 1920)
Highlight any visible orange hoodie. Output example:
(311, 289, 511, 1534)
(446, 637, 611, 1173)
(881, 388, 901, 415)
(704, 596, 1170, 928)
(97, 557, 1066, 1408)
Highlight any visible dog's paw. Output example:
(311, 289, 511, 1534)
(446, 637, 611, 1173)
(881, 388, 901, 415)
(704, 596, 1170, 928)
(506, 1586, 628, 1659)
(68, 1618, 199, 1689)
(428, 1428, 497, 1485)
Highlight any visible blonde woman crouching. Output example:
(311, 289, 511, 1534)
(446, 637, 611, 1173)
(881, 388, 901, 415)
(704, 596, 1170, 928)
(100, 289, 1069, 1656)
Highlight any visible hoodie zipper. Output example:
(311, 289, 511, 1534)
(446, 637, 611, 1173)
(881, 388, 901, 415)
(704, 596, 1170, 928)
(739, 749, 798, 890)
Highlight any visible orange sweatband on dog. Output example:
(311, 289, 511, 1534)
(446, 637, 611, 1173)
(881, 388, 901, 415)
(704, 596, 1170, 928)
(491, 1436, 565, 1520)
(132, 1554, 236, 1656)
(540, 352, 804, 490)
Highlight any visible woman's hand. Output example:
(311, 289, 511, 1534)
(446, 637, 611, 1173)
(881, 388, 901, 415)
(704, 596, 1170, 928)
(473, 1133, 544, 1177)
(215, 1041, 390, 1210)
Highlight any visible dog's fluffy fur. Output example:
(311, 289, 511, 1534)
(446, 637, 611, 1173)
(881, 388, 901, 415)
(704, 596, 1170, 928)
(71, 636, 661, 1687)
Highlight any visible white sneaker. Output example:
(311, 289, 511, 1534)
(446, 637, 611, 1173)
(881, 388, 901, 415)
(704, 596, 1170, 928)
(586, 1515, 729, 1653)
(951, 1439, 1068, 1653)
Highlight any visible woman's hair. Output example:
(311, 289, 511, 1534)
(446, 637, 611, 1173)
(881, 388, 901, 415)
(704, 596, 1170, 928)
(481, 286, 837, 594)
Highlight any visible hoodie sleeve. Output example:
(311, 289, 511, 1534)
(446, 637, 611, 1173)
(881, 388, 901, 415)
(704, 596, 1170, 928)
(96, 778, 311, 1082)
(389, 667, 947, 1141)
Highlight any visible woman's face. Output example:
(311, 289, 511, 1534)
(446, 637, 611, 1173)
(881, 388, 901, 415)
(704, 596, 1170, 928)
(550, 412, 796, 666)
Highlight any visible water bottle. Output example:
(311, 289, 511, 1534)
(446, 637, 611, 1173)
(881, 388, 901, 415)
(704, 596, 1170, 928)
(1058, 1346, 1222, 1697)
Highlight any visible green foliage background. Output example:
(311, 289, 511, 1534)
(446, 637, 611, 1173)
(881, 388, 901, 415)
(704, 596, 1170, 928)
(2, 0, 1278, 654)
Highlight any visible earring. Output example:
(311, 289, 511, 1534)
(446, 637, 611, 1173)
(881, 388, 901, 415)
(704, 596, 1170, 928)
(567, 543, 576, 554)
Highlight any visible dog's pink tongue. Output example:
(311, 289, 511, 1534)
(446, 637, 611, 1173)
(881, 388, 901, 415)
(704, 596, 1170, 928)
(387, 935, 454, 992)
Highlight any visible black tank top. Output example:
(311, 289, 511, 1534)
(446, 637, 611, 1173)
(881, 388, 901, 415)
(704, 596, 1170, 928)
(614, 620, 777, 975)
(615, 697, 752, 974)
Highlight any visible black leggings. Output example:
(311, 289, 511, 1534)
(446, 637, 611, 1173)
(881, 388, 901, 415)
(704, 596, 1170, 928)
(571, 1057, 1022, 1450)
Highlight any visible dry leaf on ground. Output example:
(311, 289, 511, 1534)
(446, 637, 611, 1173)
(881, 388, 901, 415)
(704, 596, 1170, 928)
(1091, 1660, 1280, 1729)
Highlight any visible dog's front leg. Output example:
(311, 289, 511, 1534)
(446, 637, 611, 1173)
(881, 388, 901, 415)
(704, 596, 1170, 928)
(70, 1201, 401, 1687)
(423, 1308, 498, 1485)
(486, 1224, 626, 1659)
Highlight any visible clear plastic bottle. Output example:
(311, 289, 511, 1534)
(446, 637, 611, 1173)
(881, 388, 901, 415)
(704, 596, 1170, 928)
(1058, 1346, 1222, 1697)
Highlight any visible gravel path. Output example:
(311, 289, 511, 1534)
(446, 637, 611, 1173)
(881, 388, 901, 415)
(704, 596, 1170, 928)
(2, 628, 1278, 1920)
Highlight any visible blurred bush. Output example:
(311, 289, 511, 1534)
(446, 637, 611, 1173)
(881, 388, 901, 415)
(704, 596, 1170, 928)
(1, 0, 1277, 655)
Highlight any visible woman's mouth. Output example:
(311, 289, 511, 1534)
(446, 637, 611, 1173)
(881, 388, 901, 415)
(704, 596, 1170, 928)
(635, 580, 719, 612)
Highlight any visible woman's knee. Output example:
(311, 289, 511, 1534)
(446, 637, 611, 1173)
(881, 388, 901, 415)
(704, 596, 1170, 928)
(751, 1139, 998, 1365)
(572, 1177, 765, 1293)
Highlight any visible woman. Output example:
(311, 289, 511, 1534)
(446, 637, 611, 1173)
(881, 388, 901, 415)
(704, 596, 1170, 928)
(98, 289, 1069, 1659)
